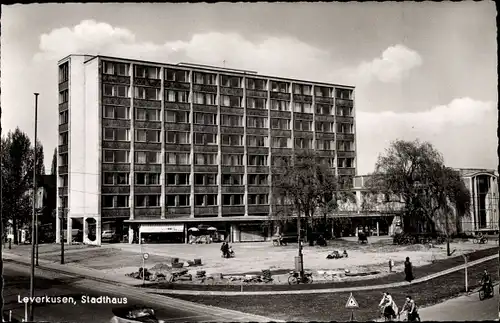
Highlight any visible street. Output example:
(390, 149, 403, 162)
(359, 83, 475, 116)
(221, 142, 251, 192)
(417, 285, 499, 321)
(3, 260, 272, 322)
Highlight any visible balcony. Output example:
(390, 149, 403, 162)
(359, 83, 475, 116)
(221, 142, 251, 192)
(59, 124, 68, 133)
(247, 186, 270, 194)
(133, 77, 161, 87)
(58, 145, 68, 154)
(294, 112, 313, 120)
(102, 119, 131, 128)
(134, 207, 162, 219)
(221, 146, 244, 153)
(193, 145, 218, 153)
(247, 147, 269, 155)
(338, 168, 356, 176)
(292, 94, 313, 103)
(193, 186, 218, 194)
(315, 114, 335, 122)
(193, 104, 217, 114)
(246, 128, 269, 136)
(134, 99, 161, 109)
(220, 87, 243, 96)
(192, 84, 217, 93)
(164, 143, 191, 152)
(222, 205, 245, 215)
(220, 106, 244, 115)
(164, 165, 191, 173)
(221, 166, 244, 173)
(194, 206, 219, 217)
(165, 123, 190, 132)
(221, 186, 245, 194)
(246, 108, 268, 117)
(247, 166, 269, 174)
(59, 81, 68, 92)
(248, 205, 270, 214)
(315, 132, 335, 140)
(102, 163, 130, 172)
(270, 92, 290, 101)
(193, 124, 217, 133)
(270, 110, 291, 119)
(135, 121, 161, 130)
(135, 185, 162, 194)
(336, 98, 353, 107)
(134, 142, 161, 151)
(102, 141, 131, 150)
(58, 102, 68, 112)
(58, 187, 68, 196)
(316, 149, 335, 157)
(246, 89, 268, 98)
(102, 208, 130, 218)
(101, 186, 131, 194)
(294, 131, 314, 139)
(164, 102, 190, 110)
(336, 133, 355, 141)
(165, 207, 191, 216)
(315, 96, 334, 104)
(270, 148, 293, 155)
(336, 151, 356, 158)
(58, 165, 68, 174)
(102, 74, 130, 85)
(164, 81, 190, 91)
(165, 185, 191, 194)
(103, 97, 131, 106)
(193, 165, 218, 173)
(134, 164, 161, 172)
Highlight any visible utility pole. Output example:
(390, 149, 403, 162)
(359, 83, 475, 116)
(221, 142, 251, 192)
(60, 213, 65, 264)
(30, 92, 39, 321)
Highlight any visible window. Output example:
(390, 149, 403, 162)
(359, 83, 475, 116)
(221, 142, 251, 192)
(195, 194, 217, 206)
(135, 109, 160, 121)
(113, 173, 130, 185)
(194, 133, 217, 145)
(271, 100, 289, 111)
(134, 87, 160, 100)
(165, 152, 190, 164)
(135, 151, 161, 164)
(222, 174, 243, 185)
(135, 129, 160, 143)
(337, 123, 354, 134)
(166, 173, 190, 185)
(316, 122, 334, 132)
(220, 115, 243, 127)
(103, 128, 130, 141)
(178, 195, 190, 206)
(294, 120, 312, 131)
(103, 195, 114, 208)
(103, 150, 130, 163)
(59, 63, 69, 83)
(135, 172, 160, 185)
(346, 158, 354, 168)
(194, 174, 217, 186)
(316, 104, 332, 115)
(135, 66, 160, 79)
(193, 72, 216, 85)
(59, 154, 68, 166)
(59, 90, 68, 104)
(221, 154, 244, 166)
(135, 195, 160, 207)
(247, 116, 268, 128)
(315, 86, 332, 97)
(59, 133, 68, 145)
(103, 62, 130, 76)
(271, 118, 290, 130)
(222, 194, 244, 205)
(195, 153, 217, 165)
(220, 75, 241, 88)
(104, 106, 130, 119)
(103, 195, 130, 208)
(336, 88, 353, 100)
(103, 173, 114, 185)
(246, 78, 267, 90)
(248, 174, 268, 185)
(221, 134, 242, 146)
(59, 111, 69, 125)
(316, 140, 333, 150)
(220, 95, 242, 107)
(294, 138, 312, 149)
(165, 90, 189, 103)
(293, 84, 312, 95)
(337, 106, 354, 117)
(165, 110, 190, 123)
(165, 69, 189, 82)
(166, 131, 190, 144)
(271, 137, 291, 148)
(247, 135, 268, 147)
(246, 98, 266, 109)
(103, 84, 129, 98)
(193, 92, 216, 105)
(248, 194, 269, 205)
(294, 102, 312, 114)
(194, 112, 217, 125)
(272, 156, 290, 166)
(271, 81, 289, 93)
(248, 155, 268, 166)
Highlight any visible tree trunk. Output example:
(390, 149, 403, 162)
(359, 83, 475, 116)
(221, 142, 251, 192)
(13, 218, 18, 244)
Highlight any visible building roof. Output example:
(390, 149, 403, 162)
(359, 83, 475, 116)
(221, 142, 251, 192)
(60, 54, 355, 89)
(453, 168, 498, 178)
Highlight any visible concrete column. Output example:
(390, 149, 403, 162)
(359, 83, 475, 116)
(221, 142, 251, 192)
(128, 227, 134, 244)
(95, 216, 102, 246)
(56, 213, 61, 244)
(83, 217, 88, 243)
(376, 221, 379, 236)
(66, 217, 72, 244)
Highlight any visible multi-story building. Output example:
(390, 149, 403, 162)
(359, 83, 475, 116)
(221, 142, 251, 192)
(56, 54, 356, 245)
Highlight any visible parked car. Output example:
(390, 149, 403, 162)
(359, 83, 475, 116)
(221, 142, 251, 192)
(110, 306, 164, 323)
(102, 230, 119, 243)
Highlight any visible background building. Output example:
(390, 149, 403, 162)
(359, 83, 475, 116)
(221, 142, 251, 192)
(56, 54, 356, 245)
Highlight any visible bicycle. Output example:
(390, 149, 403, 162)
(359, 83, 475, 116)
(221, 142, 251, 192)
(288, 271, 314, 285)
(473, 236, 488, 244)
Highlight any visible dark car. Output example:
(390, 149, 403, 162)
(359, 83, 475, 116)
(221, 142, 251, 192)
(111, 306, 164, 323)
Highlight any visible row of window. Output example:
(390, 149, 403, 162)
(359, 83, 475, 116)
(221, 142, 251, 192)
(100, 62, 353, 99)
(101, 193, 270, 208)
(102, 172, 272, 186)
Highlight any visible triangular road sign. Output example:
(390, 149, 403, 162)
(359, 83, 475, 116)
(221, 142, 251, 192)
(345, 293, 359, 309)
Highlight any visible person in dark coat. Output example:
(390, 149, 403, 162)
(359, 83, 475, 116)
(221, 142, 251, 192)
(404, 257, 414, 282)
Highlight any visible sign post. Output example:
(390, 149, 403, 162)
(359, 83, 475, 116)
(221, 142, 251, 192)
(345, 292, 359, 321)
(142, 252, 149, 286)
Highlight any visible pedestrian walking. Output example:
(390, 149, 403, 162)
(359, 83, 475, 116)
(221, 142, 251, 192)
(404, 257, 414, 282)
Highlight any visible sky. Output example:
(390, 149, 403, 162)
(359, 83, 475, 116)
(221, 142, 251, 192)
(1, 2, 497, 175)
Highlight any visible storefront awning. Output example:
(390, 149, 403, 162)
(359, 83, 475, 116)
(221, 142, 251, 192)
(139, 224, 184, 233)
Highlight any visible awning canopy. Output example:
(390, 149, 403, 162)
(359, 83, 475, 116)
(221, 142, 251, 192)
(139, 224, 184, 233)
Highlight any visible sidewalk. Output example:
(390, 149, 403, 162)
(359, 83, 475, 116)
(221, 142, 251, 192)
(3, 250, 497, 295)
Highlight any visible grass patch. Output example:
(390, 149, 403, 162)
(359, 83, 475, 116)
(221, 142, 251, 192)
(166, 258, 498, 322)
(145, 247, 498, 291)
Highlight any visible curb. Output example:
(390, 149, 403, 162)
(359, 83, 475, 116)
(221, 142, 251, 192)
(145, 254, 498, 295)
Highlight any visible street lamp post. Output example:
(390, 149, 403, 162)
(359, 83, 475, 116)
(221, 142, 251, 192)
(60, 213, 65, 264)
(296, 205, 304, 280)
(29, 92, 39, 321)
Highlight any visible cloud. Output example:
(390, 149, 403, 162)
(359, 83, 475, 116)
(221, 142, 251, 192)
(355, 97, 496, 173)
(351, 44, 423, 84)
(34, 20, 332, 81)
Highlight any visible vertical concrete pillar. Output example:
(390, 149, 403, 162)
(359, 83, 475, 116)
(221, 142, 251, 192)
(66, 217, 72, 244)
(56, 213, 61, 244)
(128, 227, 134, 244)
(83, 217, 88, 243)
(376, 221, 380, 236)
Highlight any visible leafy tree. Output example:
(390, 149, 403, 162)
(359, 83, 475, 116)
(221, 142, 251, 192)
(50, 148, 57, 175)
(1, 127, 45, 244)
(364, 139, 471, 255)
(272, 151, 348, 245)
